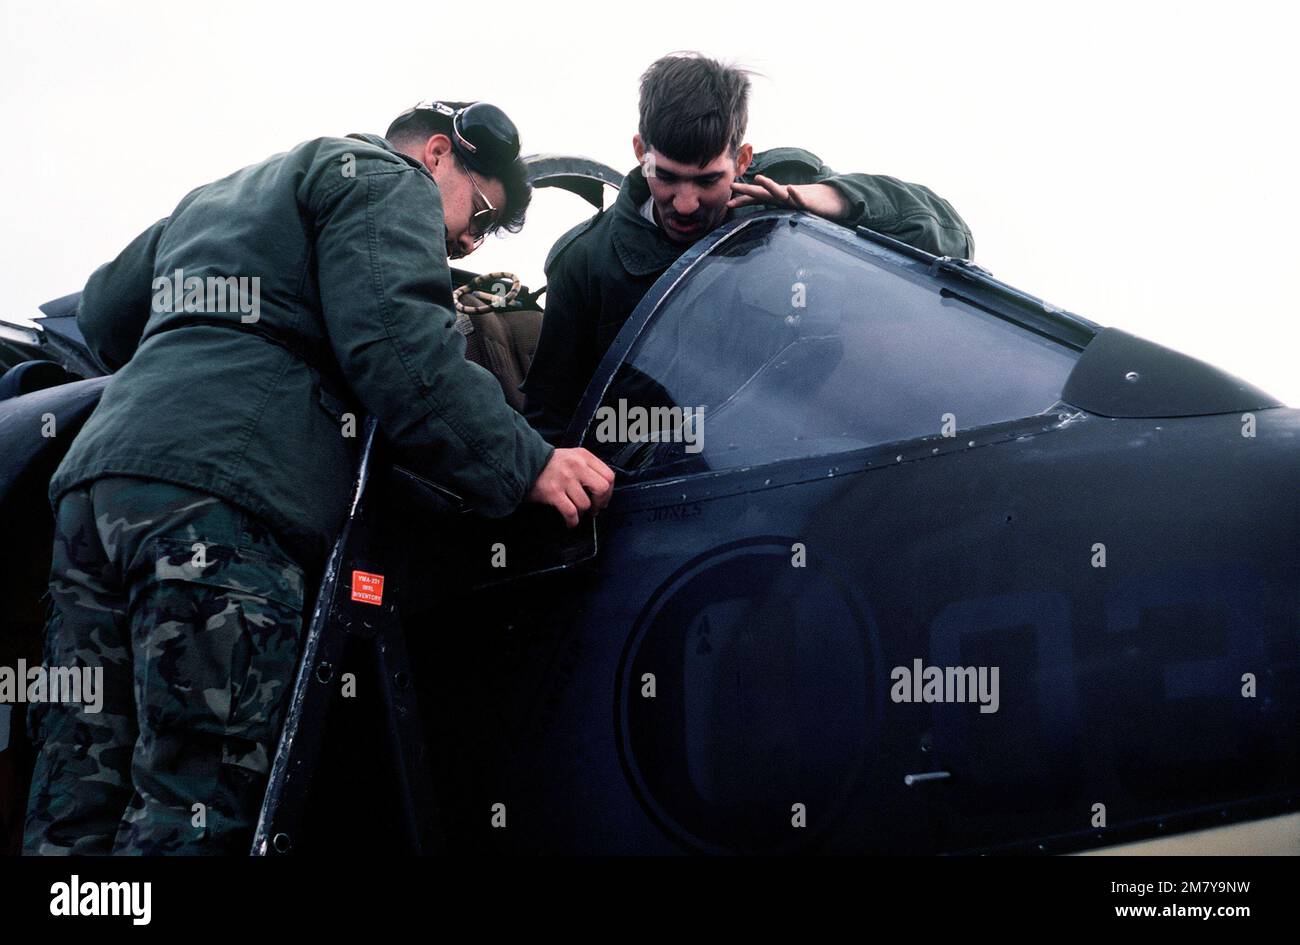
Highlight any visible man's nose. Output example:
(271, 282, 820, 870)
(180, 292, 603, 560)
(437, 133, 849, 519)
(672, 189, 699, 216)
(454, 230, 477, 257)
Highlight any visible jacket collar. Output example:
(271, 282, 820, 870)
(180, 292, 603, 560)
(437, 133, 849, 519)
(346, 133, 435, 181)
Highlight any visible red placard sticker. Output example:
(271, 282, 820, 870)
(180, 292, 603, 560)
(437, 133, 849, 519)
(350, 570, 384, 605)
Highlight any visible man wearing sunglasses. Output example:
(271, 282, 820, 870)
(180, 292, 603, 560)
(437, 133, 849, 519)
(522, 54, 976, 442)
(24, 101, 614, 855)
(383, 101, 515, 260)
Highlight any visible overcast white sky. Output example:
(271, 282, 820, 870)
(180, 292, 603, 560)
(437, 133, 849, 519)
(1, 0, 1295, 404)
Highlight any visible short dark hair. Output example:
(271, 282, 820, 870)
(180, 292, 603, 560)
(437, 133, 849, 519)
(385, 102, 531, 235)
(638, 53, 753, 166)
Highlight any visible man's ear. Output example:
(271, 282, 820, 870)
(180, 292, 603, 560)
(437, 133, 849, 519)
(632, 134, 646, 164)
(734, 143, 754, 178)
(422, 133, 454, 173)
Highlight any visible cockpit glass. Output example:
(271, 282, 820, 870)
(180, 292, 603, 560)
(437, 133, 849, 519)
(583, 217, 1080, 476)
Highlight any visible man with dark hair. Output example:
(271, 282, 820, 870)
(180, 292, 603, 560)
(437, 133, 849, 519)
(522, 53, 976, 442)
(23, 101, 614, 855)
(385, 101, 533, 244)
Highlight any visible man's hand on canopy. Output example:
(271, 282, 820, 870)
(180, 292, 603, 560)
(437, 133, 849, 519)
(526, 447, 616, 528)
(728, 174, 850, 222)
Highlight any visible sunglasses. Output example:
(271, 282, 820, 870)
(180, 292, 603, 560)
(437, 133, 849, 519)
(463, 165, 498, 244)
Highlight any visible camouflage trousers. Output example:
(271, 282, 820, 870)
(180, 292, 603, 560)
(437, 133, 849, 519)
(23, 476, 313, 855)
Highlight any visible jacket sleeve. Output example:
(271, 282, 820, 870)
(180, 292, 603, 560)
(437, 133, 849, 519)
(76, 217, 169, 372)
(761, 151, 975, 259)
(309, 161, 553, 516)
(521, 228, 599, 445)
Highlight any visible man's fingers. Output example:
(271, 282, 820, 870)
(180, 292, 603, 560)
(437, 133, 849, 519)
(753, 174, 791, 203)
(551, 491, 579, 528)
(565, 479, 593, 515)
(571, 447, 615, 486)
(729, 181, 771, 202)
(578, 466, 613, 511)
(733, 176, 796, 208)
(585, 453, 616, 485)
(526, 447, 616, 526)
